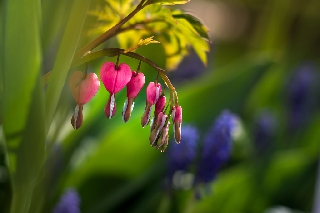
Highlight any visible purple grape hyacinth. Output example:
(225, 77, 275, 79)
(287, 62, 315, 130)
(253, 111, 276, 156)
(53, 188, 81, 213)
(195, 110, 237, 184)
(167, 125, 199, 186)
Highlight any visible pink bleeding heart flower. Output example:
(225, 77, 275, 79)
(69, 71, 100, 129)
(149, 112, 167, 146)
(122, 71, 145, 122)
(100, 62, 132, 119)
(151, 95, 166, 131)
(69, 71, 100, 106)
(172, 105, 182, 143)
(141, 82, 162, 127)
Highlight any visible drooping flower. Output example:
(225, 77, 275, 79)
(167, 125, 199, 187)
(122, 71, 145, 122)
(100, 62, 132, 119)
(151, 95, 166, 131)
(195, 110, 237, 184)
(141, 82, 162, 127)
(52, 188, 81, 213)
(69, 71, 100, 129)
(172, 105, 182, 144)
(69, 71, 100, 106)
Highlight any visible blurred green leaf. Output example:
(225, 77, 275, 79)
(149, 0, 190, 5)
(45, 0, 93, 134)
(1, 0, 45, 212)
(172, 13, 210, 42)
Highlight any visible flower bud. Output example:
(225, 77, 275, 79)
(123, 71, 145, 122)
(156, 121, 170, 151)
(69, 71, 100, 106)
(151, 95, 166, 131)
(71, 105, 83, 129)
(172, 105, 182, 143)
(149, 112, 167, 146)
(141, 82, 162, 127)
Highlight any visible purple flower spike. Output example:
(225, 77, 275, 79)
(287, 62, 315, 130)
(53, 188, 81, 213)
(196, 110, 237, 184)
(167, 125, 199, 187)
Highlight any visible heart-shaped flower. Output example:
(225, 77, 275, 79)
(69, 71, 100, 129)
(69, 71, 100, 106)
(122, 71, 145, 122)
(100, 62, 132, 119)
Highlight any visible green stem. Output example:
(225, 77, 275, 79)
(50, 48, 179, 104)
(74, 0, 150, 58)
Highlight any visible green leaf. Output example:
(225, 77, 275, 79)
(149, 0, 190, 5)
(172, 13, 210, 42)
(1, 0, 45, 212)
(44, 0, 93, 134)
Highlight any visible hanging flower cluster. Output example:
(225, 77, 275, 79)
(69, 58, 182, 152)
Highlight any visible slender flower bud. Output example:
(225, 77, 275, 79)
(71, 105, 83, 129)
(53, 188, 81, 213)
(149, 112, 167, 146)
(156, 121, 170, 151)
(195, 110, 237, 184)
(151, 95, 166, 131)
(172, 105, 182, 143)
(122, 71, 145, 122)
(100, 62, 132, 119)
(141, 82, 162, 127)
(69, 71, 100, 106)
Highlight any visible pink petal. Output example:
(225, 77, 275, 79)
(146, 82, 162, 105)
(69, 71, 100, 105)
(127, 71, 145, 98)
(100, 62, 132, 94)
(154, 95, 166, 114)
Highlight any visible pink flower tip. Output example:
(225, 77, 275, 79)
(172, 105, 182, 143)
(146, 82, 162, 105)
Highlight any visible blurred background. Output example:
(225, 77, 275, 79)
(1, 0, 320, 212)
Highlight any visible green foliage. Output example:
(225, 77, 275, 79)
(149, 0, 190, 5)
(89, 0, 209, 70)
(1, 0, 45, 212)
(1, 0, 320, 213)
